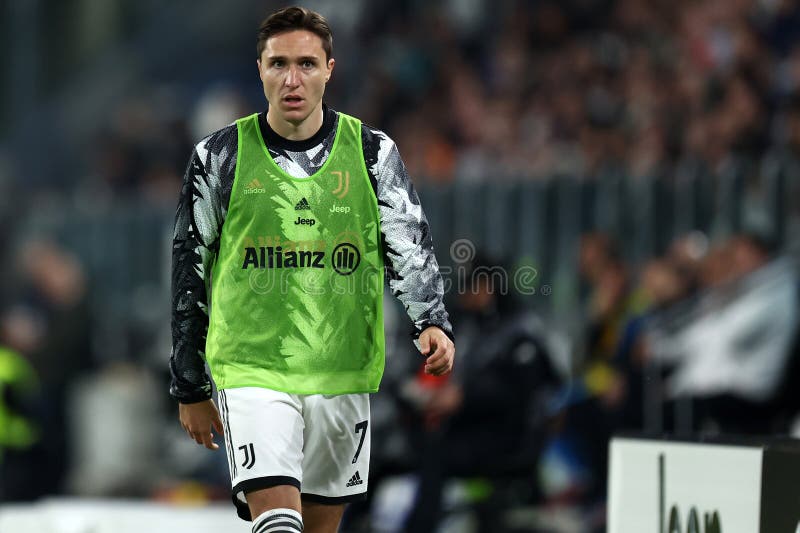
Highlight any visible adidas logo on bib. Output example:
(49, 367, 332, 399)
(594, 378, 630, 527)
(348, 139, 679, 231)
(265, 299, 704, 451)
(346, 471, 363, 487)
(244, 179, 266, 195)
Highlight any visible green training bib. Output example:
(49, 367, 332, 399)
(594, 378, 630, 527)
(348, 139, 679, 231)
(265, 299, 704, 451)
(205, 112, 385, 394)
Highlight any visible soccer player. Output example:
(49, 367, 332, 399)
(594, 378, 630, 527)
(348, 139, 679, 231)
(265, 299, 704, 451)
(169, 6, 455, 533)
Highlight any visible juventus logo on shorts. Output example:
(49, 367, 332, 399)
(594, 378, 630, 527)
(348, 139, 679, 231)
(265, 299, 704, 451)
(239, 442, 256, 469)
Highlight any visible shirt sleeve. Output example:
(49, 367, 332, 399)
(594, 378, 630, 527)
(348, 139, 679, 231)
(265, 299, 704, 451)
(366, 128, 454, 341)
(169, 130, 232, 403)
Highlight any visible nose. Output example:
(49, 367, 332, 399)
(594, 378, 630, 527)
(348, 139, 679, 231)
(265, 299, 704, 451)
(285, 65, 300, 87)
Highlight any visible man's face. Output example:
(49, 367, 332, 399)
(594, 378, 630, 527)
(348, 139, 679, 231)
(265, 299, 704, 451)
(258, 30, 334, 126)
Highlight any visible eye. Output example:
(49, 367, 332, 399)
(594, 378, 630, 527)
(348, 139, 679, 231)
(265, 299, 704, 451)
(272, 59, 285, 68)
(302, 60, 315, 68)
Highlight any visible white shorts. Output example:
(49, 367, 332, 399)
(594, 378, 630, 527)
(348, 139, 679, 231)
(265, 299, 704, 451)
(217, 387, 370, 520)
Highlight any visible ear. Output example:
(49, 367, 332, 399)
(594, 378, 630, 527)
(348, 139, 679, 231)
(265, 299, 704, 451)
(256, 58, 265, 80)
(325, 58, 335, 83)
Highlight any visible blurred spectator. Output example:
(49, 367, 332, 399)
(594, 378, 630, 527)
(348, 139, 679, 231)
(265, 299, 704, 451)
(578, 233, 642, 368)
(590, 254, 694, 440)
(538, 234, 638, 512)
(648, 234, 799, 433)
(666, 231, 709, 296)
(540, 227, 798, 519)
(0, 345, 41, 501)
(0, 240, 94, 498)
(11, 0, 800, 191)
(189, 84, 251, 142)
(402, 253, 560, 531)
(83, 89, 194, 207)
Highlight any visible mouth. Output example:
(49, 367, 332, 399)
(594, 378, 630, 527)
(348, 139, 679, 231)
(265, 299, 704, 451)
(282, 95, 304, 108)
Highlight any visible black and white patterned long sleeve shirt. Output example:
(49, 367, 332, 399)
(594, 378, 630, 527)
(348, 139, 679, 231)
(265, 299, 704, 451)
(170, 106, 453, 403)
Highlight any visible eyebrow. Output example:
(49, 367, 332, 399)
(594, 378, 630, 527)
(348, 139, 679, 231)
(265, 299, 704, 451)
(266, 55, 320, 63)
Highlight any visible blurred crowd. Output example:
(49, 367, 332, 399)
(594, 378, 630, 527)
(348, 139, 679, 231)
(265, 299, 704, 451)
(352, 0, 800, 184)
(2, 1, 800, 532)
(563, 230, 798, 510)
(334, 229, 799, 531)
(3, 230, 797, 532)
(40, 0, 800, 203)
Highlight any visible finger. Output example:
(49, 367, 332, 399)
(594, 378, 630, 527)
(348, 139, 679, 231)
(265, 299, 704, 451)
(425, 347, 449, 369)
(419, 334, 431, 356)
(428, 364, 449, 376)
(425, 339, 451, 368)
(431, 363, 452, 376)
(201, 431, 220, 451)
(425, 358, 449, 375)
(213, 414, 224, 436)
(425, 343, 448, 366)
(428, 354, 454, 375)
(439, 362, 454, 376)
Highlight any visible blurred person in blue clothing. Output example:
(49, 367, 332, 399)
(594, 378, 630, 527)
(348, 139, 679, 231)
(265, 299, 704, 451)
(541, 234, 688, 514)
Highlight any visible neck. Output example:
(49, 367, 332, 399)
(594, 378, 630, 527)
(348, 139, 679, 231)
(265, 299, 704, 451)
(266, 102, 324, 141)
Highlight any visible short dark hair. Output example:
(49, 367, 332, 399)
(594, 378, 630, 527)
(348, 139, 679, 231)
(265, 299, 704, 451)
(257, 6, 333, 60)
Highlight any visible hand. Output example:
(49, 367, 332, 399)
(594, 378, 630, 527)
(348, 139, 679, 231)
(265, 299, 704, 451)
(418, 326, 455, 376)
(179, 399, 224, 450)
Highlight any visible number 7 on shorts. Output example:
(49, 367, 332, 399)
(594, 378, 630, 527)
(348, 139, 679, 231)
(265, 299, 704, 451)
(352, 420, 368, 464)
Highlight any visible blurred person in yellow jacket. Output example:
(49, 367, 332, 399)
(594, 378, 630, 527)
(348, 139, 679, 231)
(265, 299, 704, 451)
(0, 345, 41, 500)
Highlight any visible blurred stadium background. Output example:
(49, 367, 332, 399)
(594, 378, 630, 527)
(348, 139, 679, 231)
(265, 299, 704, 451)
(1, 0, 799, 531)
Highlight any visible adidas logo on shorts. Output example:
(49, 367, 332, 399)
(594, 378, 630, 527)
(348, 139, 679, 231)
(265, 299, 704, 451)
(346, 471, 363, 487)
